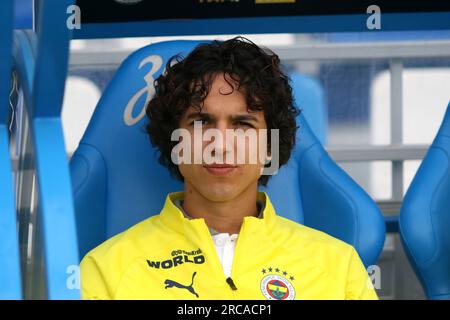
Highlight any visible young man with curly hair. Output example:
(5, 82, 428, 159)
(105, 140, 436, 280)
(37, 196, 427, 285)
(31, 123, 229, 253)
(80, 37, 378, 300)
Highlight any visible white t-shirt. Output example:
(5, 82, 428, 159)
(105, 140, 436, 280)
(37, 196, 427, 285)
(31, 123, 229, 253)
(211, 233, 239, 278)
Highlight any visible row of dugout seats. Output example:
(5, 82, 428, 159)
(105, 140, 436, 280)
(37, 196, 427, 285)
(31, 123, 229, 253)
(0, 0, 449, 300)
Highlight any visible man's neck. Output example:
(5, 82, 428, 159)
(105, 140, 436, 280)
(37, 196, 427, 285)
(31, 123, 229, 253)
(182, 184, 259, 235)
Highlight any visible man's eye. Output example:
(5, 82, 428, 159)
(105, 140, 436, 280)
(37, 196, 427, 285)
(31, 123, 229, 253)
(236, 121, 254, 128)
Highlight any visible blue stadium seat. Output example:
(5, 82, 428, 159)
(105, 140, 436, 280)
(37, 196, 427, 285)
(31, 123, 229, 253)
(262, 92, 383, 267)
(70, 40, 385, 267)
(400, 102, 450, 300)
(290, 72, 327, 145)
(0, 0, 23, 300)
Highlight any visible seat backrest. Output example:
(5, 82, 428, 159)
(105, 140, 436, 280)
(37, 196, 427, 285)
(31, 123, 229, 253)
(400, 102, 450, 299)
(290, 72, 327, 145)
(0, 0, 23, 300)
(262, 104, 385, 267)
(71, 40, 385, 267)
(70, 41, 198, 258)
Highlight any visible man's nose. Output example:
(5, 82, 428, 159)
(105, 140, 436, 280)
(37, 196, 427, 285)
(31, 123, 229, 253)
(209, 122, 233, 155)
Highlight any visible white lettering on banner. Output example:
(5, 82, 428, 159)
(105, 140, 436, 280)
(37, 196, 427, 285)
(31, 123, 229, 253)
(114, 0, 144, 4)
(123, 55, 163, 126)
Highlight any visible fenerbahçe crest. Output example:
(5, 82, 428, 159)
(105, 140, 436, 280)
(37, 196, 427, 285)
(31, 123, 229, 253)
(260, 266, 296, 300)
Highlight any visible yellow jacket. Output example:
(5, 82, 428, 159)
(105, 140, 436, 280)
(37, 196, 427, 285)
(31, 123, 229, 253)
(80, 192, 378, 300)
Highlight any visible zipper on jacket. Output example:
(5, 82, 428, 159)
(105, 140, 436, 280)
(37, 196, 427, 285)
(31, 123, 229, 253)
(226, 277, 238, 290)
(195, 221, 239, 298)
(227, 218, 251, 298)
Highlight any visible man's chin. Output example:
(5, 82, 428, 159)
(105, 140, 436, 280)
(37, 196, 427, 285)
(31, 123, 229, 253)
(196, 184, 241, 202)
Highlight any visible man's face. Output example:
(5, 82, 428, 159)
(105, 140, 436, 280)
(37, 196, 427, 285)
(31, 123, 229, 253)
(178, 73, 268, 202)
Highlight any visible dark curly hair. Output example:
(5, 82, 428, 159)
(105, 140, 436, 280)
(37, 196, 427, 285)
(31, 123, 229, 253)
(146, 36, 299, 186)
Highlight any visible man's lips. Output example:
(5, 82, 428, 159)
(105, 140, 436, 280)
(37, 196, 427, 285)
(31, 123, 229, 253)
(203, 164, 237, 175)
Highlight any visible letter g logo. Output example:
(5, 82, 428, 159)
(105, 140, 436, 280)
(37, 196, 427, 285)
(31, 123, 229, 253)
(123, 55, 163, 126)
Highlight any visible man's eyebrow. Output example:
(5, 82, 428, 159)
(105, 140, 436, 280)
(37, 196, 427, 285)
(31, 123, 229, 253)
(184, 112, 260, 122)
(185, 112, 214, 121)
(231, 114, 259, 122)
